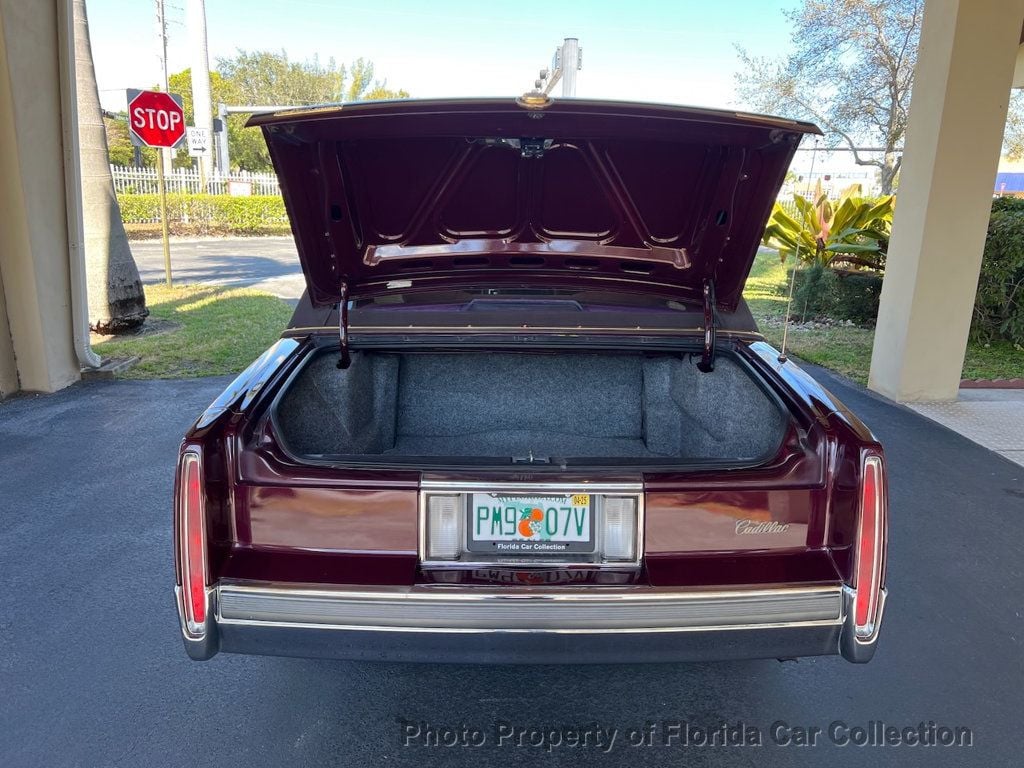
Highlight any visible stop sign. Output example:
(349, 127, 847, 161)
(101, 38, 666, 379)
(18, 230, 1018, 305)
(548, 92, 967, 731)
(127, 89, 185, 148)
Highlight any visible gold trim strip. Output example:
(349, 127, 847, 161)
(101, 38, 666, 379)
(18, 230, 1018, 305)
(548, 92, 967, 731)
(282, 325, 763, 339)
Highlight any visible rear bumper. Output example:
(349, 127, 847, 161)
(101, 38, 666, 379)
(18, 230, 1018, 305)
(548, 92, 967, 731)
(178, 582, 884, 664)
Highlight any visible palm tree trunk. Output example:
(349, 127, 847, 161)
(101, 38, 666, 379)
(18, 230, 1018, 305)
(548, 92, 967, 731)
(74, 0, 148, 332)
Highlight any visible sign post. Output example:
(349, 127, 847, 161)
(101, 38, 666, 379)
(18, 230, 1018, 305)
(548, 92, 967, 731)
(155, 150, 171, 286)
(127, 89, 186, 286)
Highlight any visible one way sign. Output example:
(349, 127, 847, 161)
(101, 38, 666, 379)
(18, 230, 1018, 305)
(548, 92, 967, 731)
(186, 127, 211, 157)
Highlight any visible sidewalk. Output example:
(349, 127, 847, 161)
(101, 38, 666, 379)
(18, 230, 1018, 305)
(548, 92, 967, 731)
(908, 389, 1024, 467)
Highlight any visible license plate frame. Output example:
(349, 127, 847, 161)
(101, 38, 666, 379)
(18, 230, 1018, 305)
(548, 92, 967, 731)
(465, 492, 596, 557)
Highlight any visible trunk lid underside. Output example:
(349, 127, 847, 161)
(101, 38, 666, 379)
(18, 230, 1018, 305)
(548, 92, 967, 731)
(249, 98, 820, 310)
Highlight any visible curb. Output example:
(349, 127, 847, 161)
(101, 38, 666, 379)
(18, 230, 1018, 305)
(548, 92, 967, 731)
(960, 378, 1024, 389)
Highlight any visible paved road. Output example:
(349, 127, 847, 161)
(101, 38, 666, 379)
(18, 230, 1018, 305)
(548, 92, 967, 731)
(130, 239, 784, 306)
(1, 366, 1022, 767)
(132, 237, 305, 300)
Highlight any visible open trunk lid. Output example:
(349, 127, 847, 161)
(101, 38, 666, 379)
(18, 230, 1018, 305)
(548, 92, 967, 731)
(249, 97, 820, 311)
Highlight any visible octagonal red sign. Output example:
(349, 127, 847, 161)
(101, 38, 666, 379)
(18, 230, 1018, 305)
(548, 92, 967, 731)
(127, 89, 185, 148)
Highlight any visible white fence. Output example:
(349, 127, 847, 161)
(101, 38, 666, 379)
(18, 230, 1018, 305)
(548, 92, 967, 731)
(110, 165, 281, 196)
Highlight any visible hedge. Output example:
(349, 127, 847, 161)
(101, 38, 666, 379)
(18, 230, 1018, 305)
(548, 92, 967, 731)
(118, 193, 290, 237)
(973, 197, 1024, 345)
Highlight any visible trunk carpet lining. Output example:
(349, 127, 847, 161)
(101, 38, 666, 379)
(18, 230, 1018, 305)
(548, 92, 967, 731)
(276, 351, 787, 461)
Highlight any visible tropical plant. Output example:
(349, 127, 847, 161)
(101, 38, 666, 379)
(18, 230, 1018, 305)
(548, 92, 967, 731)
(762, 182, 895, 269)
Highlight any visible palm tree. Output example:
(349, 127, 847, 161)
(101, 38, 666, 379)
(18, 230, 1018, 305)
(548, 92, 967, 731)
(74, 0, 148, 331)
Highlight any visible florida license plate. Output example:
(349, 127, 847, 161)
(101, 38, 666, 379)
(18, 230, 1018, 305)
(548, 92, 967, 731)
(465, 493, 595, 556)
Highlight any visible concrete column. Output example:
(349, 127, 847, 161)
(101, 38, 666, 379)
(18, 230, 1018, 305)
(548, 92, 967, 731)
(0, 0, 80, 395)
(1013, 41, 1024, 88)
(0, 268, 17, 396)
(869, 0, 1024, 401)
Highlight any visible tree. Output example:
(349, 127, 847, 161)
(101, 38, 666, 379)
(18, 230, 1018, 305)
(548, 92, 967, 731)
(345, 58, 410, 102)
(104, 114, 157, 168)
(735, 0, 922, 194)
(208, 50, 410, 171)
(168, 68, 238, 168)
(104, 115, 136, 167)
(1003, 91, 1024, 161)
(75, 0, 148, 332)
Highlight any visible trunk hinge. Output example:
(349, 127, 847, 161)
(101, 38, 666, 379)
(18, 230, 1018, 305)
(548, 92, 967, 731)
(336, 282, 351, 370)
(697, 278, 716, 373)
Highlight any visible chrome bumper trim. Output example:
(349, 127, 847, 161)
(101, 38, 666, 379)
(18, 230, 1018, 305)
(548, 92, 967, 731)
(180, 582, 885, 664)
(215, 582, 843, 633)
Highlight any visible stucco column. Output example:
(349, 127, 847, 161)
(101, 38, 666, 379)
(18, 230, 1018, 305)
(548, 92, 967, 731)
(869, 0, 1024, 402)
(0, 0, 80, 394)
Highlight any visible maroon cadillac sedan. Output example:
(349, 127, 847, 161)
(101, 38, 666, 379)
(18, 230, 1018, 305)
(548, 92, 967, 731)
(173, 97, 887, 664)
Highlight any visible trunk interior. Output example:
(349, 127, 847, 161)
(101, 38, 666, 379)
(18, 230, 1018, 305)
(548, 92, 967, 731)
(273, 349, 790, 465)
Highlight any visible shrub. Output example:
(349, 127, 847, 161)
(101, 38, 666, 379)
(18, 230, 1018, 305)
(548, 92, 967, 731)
(118, 193, 290, 237)
(973, 198, 1024, 344)
(790, 263, 883, 325)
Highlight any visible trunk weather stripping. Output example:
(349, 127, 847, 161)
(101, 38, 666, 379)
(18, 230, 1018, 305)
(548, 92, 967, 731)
(337, 282, 351, 369)
(698, 278, 717, 373)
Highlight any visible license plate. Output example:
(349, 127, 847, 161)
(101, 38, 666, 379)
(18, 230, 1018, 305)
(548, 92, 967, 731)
(466, 493, 595, 556)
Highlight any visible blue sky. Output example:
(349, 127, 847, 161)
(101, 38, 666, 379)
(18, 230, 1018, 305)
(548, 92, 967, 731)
(87, 0, 799, 112)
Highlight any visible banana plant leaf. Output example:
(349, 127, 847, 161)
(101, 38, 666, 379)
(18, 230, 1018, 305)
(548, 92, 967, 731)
(761, 187, 894, 268)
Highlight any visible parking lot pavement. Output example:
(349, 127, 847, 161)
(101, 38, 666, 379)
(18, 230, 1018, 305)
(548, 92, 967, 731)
(1, 365, 1021, 767)
(131, 237, 306, 300)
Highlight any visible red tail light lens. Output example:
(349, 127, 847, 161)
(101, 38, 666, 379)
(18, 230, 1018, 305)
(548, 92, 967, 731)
(853, 454, 886, 638)
(178, 450, 208, 635)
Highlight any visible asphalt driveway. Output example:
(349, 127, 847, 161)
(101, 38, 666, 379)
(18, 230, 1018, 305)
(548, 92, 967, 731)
(1, 365, 1021, 767)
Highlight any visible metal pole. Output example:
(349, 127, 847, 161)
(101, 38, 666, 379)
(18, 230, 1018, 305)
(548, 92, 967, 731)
(155, 0, 173, 171)
(217, 103, 230, 173)
(156, 150, 172, 286)
(186, 0, 213, 190)
(213, 104, 305, 174)
(560, 38, 579, 97)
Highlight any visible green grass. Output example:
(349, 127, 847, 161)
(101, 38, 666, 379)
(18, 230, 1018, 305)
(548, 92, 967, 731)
(962, 339, 1024, 381)
(93, 284, 293, 379)
(743, 249, 1024, 384)
(759, 324, 875, 385)
(95, 257, 1023, 384)
(743, 249, 791, 318)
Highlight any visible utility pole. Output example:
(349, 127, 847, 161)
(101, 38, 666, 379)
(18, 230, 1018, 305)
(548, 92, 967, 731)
(186, 0, 213, 187)
(154, 0, 172, 171)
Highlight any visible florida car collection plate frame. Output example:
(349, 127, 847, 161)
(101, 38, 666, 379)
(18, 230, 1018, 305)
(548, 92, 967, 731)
(465, 492, 596, 556)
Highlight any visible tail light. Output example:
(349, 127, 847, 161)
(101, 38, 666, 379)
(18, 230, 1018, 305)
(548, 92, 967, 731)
(177, 450, 208, 636)
(853, 453, 886, 639)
